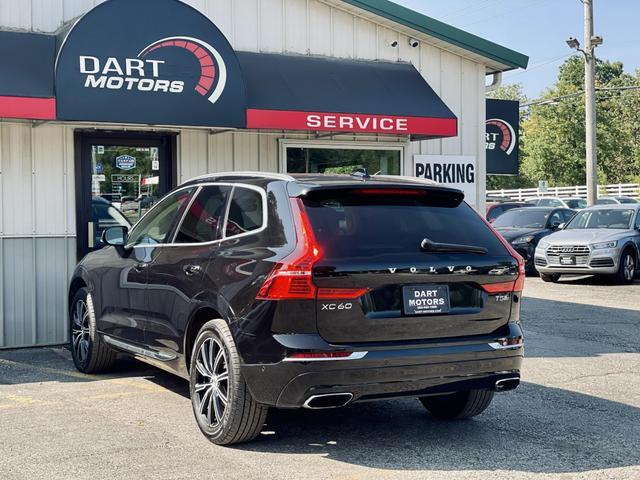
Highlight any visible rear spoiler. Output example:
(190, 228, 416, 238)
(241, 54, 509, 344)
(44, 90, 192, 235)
(287, 182, 465, 208)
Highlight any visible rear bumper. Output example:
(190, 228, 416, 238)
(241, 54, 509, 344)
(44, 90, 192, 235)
(241, 323, 524, 408)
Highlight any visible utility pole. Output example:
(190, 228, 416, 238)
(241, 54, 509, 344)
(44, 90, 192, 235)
(567, 1, 602, 206)
(583, 0, 597, 206)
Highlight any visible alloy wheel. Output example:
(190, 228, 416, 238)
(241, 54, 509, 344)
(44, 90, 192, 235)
(623, 254, 635, 281)
(194, 338, 229, 428)
(71, 299, 91, 363)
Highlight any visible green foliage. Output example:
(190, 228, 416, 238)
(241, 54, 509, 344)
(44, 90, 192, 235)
(520, 55, 640, 187)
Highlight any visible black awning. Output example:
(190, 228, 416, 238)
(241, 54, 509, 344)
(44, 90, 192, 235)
(0, 30, 56, 120)
(239, 51, 457, 138)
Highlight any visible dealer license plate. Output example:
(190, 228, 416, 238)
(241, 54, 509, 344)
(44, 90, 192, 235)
(403, 285, 450, 315)
(559, 256, 576, 265)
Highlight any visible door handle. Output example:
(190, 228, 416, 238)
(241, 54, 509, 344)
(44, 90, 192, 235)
(134, 263, 149, 272)
(88, 222, 95, 249)
(183, 264, 202, 276)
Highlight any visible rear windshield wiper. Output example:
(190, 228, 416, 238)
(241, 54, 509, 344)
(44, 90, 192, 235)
(420, 237, 488, 255)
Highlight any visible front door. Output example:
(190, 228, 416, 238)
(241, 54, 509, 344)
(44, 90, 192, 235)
(75, 132, 176, 259)
(75, 132, 176, 345)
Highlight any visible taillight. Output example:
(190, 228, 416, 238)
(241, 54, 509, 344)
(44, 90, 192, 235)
(317, 288, 369, 299)
(480, 215, 526, 294)
(256, 198, 371, 301)
(256, 198, 321, 300)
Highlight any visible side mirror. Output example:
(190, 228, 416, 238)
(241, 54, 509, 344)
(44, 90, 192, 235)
(550, 221, 561, 230)
(558, 222, 566, 230)
(102, 226, 128, 247)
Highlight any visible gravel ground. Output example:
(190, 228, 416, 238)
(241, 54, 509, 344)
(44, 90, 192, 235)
(1, 275, 639, 480)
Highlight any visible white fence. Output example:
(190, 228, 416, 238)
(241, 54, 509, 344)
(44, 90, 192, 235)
(488, 183, 640, 201)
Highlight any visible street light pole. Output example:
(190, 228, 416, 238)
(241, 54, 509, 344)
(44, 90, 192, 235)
(583, 0, 598, 206)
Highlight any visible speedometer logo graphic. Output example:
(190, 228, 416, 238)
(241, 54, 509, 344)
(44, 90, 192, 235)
(486, 118, 516, 155)
(138, 36, 228, 105)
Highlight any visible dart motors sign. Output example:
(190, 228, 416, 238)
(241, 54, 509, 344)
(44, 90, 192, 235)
(55, 0, 245, 127)
(486, 99, 520, 175)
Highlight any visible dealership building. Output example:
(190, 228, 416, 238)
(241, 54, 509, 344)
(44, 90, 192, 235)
(0, 0, 528, 348)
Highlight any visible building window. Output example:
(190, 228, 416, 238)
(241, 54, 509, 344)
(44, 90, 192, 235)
(285, 146, 402, 175)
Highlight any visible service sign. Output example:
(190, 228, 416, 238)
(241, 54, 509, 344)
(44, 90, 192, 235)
(55, 0, 246, 127)
(414, 155, 477, 206)
(486, 99, 520, 175)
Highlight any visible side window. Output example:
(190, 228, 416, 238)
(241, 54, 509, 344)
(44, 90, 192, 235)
(224, 187, 265, 238)
(538, 199, 551, 207)
(488, 206, 502, 221)
(562, 210, 575, 223)
(548, 211, 562, 227)
(635, 211, 640, 229)
(174, 186, 231, 243)
(126, 187, 195, 247)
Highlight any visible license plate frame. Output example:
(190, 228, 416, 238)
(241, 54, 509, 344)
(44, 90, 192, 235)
(402, 285, 450, 316)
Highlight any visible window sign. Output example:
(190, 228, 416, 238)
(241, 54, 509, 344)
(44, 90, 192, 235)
(115, 155, 136, 171)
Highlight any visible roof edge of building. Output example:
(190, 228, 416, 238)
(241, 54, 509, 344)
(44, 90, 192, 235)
(341, 0, 529, 71)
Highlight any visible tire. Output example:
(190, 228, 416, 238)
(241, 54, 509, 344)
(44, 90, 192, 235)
(540, 273, 560, 283)
(70, 287, 116, 373)
(189, 319, 268, 445)
(420, 389, 494, 420)
(613, 249, 636, 285)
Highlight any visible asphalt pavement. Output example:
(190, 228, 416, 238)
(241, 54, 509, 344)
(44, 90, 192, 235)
(1, 275, 639, 479)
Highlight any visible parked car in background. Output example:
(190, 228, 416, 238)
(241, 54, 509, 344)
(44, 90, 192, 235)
(526, 197, 587, 210)
(596, 196, 639, 205)
(486, 194, 512, 204)
(68, 172, 525, 445)
(486, 202, 532, 223)
(492, 207, 576, 274)
(535, 204, 640, 284)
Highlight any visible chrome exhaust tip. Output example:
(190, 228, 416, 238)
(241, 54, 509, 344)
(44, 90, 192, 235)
(303, 393, 354, 409)
(495, 377, 520, 392)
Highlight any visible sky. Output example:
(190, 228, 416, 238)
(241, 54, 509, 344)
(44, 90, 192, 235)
(394, 0, 640, 100)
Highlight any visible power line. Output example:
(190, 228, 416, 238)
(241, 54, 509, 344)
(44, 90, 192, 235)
(438, 0, 502, 22)
(504, 53, 574, 78)
(520, 85, 640, 108)
(461, 0, 550, 28)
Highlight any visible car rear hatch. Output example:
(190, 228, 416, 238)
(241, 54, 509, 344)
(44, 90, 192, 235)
(300, 185, 523, 343)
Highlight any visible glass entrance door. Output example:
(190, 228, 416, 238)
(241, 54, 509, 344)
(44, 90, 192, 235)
(76, 132, 176, 259)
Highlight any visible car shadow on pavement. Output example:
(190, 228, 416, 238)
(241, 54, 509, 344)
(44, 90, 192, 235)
(521, 297, 640, 358)
(0, 347, 156, 385)
(238, 382, 640, 475)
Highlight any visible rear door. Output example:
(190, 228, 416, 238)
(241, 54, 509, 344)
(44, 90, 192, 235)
(304, 187, 521, 343)
(144, 185, 231, 362)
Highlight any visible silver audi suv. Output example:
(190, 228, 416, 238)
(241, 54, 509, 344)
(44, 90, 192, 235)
(534, 204, 640, 284)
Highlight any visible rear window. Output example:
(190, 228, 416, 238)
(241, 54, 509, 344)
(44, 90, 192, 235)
(302, 189, 508, 258)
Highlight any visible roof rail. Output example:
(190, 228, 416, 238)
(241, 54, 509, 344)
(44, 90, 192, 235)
(183, 171, 295, 184)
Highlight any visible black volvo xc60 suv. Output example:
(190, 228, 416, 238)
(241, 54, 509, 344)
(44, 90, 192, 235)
(69, 172, 525, 445)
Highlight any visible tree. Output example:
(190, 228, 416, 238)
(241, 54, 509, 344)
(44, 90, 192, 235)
(522, 56, 639, 186)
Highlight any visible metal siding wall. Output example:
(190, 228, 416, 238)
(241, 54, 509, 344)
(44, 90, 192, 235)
(0, 122, 75, 348)
(0, 0, 32, 29)
(259, 0, 284, 52)
(2, 238, 35, 347)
